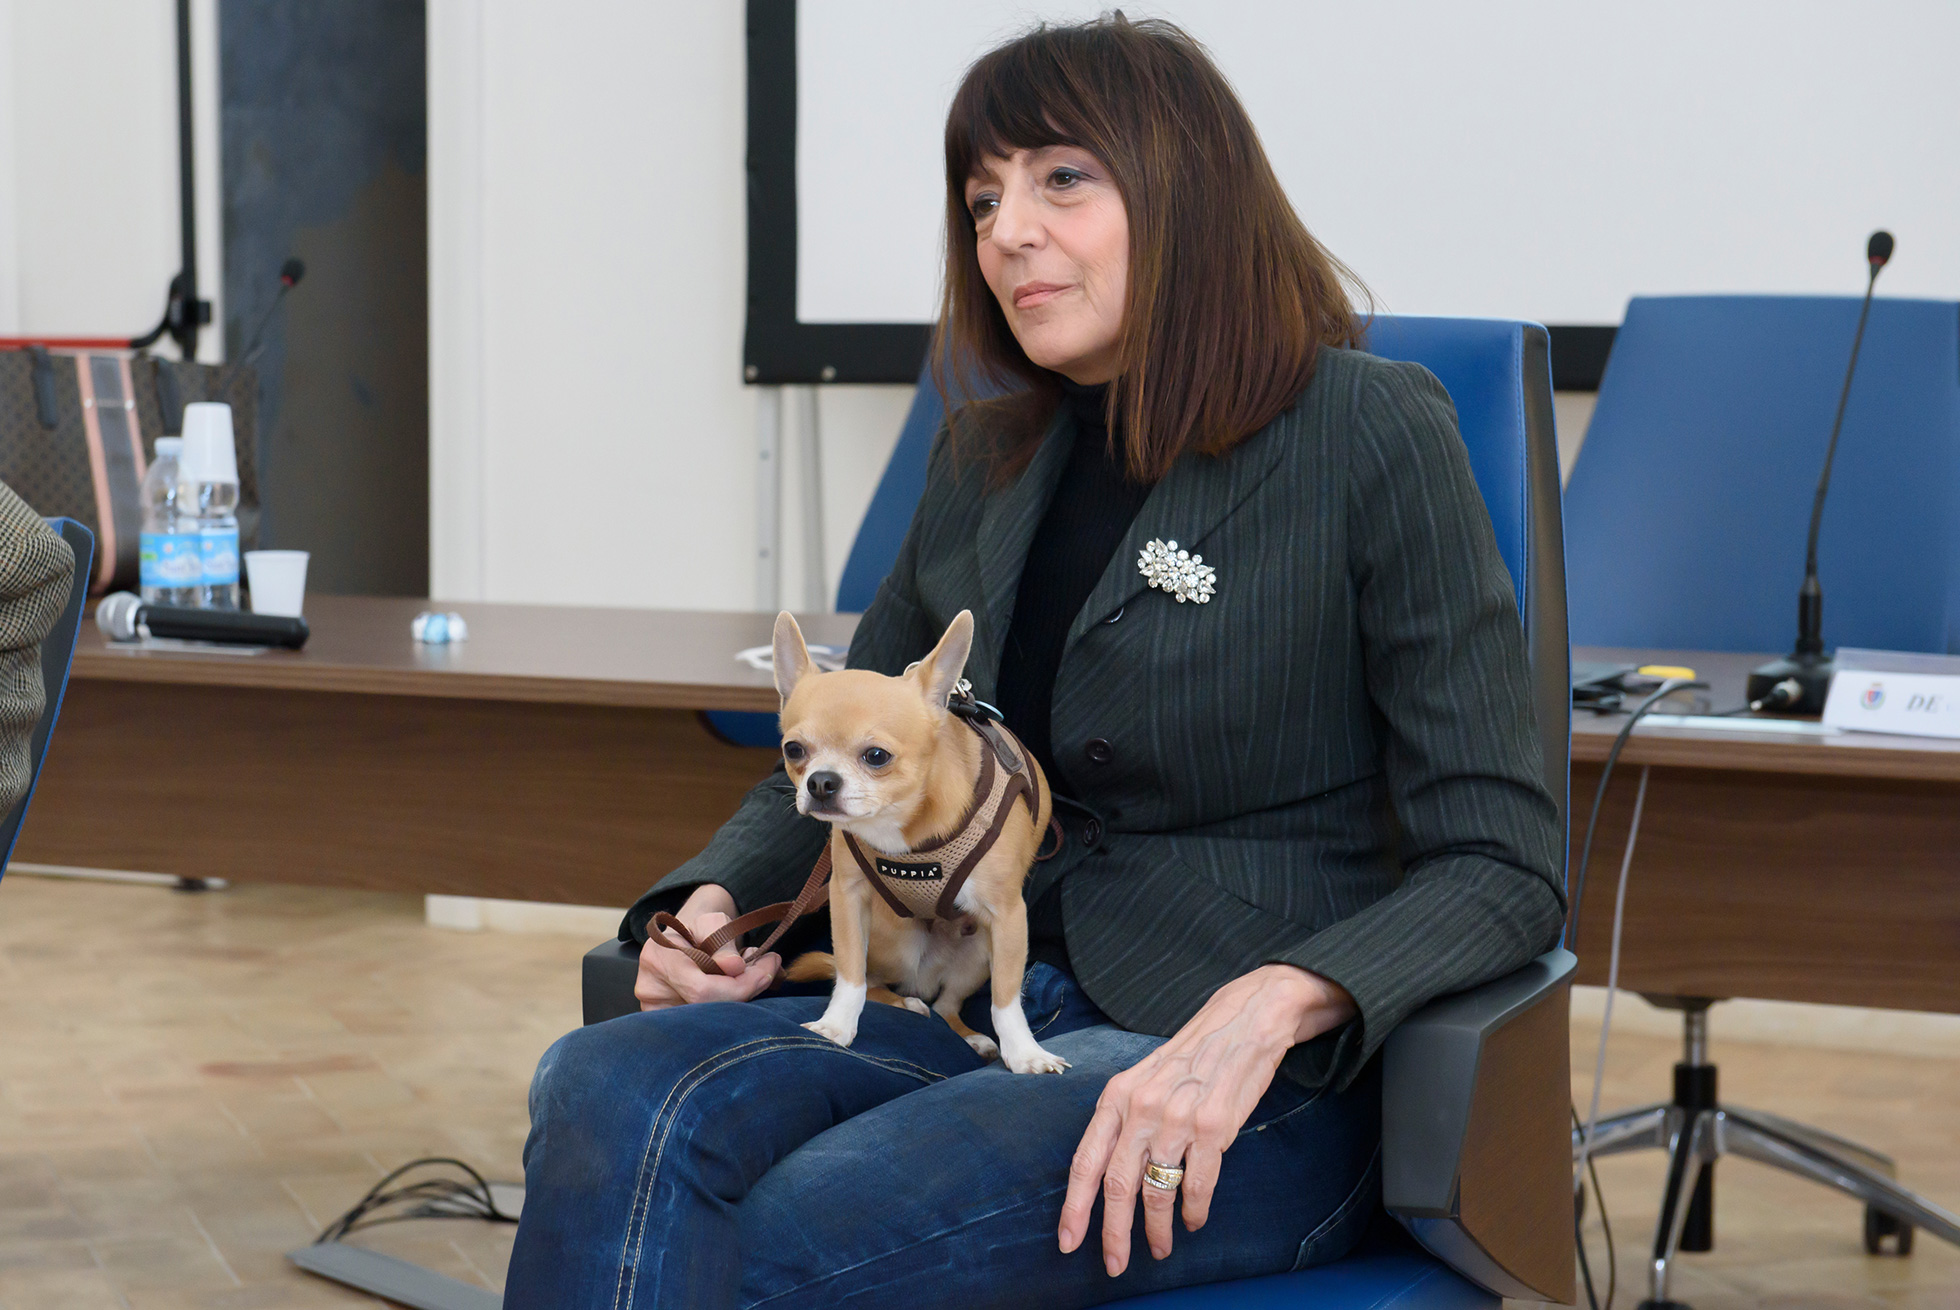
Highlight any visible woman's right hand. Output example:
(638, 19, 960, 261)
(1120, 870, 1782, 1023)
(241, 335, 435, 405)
(635, 882, 784, 1010)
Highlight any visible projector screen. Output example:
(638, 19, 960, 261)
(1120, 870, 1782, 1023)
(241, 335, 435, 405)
(748, 0, 1960, 383)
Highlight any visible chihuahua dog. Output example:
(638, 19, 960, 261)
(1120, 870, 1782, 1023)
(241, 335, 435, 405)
(772, 609, 1069, 1074)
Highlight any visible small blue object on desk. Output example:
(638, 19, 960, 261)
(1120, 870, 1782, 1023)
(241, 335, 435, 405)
(412, 611, 469, 645)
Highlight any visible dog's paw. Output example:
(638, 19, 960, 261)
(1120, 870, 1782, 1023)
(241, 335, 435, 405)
(962, 1031, 1000, 1061)
(801, 1017, 857, 1047)
(901, 996, 931, 1016)
(1002, 1043, 1070, 1075)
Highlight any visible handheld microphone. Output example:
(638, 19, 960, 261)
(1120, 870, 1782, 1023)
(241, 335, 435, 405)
(1744, 230, 1894, 714)
(97, 592, 309, 650)
(238, 258, 307, 365)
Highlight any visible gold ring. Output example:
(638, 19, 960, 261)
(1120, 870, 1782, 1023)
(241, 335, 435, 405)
(1143, 1159, 1184, 1191)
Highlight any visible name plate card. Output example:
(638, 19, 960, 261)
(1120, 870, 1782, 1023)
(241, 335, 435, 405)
(1823, 669, 1960, 740)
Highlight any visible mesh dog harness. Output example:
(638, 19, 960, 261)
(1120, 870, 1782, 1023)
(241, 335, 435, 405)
(648, 695, 1060, 976)
(843, 714, 1043, 922)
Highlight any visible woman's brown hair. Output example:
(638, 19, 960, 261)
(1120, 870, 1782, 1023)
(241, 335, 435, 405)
(936, 14, 1365, 484)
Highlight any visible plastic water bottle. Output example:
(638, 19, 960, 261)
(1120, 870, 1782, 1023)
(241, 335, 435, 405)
(137, 436, 200, 606)
(180, 403, 241, 610)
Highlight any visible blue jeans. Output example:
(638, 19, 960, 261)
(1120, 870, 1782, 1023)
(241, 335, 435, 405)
(506, 964, 1380, 1309)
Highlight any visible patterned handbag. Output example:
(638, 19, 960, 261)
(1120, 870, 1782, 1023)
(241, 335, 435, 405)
(0, 346, 258, 593)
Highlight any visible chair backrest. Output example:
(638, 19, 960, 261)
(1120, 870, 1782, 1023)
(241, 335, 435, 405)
(1564, 295, 1960, 654)
(834, 324, 1571, 838)
(836, 381, 947, 614)
(0, 517, 93, 876)
(1359, 317, 1569, 836)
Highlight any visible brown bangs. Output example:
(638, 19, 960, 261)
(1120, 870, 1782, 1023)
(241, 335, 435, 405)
(934, 14, 1366, 484)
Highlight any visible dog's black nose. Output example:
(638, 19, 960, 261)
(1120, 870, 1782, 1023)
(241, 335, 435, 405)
(806, 771, 842, 803)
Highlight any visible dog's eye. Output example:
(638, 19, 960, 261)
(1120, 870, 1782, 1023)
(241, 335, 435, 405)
(861, 747, 892, 769)
(782, 741, 806, 763)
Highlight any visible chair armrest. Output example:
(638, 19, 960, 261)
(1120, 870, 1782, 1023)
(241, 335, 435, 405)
(583, 938, 641, 1026)
(1383, 948, 1576, 1304)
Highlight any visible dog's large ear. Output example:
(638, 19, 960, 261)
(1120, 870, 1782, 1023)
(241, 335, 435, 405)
(772, 611, 817, 703)
(911, 610, 974, 710)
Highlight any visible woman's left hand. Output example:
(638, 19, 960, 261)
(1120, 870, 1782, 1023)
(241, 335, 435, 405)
(1057, 963, 1357, 1276)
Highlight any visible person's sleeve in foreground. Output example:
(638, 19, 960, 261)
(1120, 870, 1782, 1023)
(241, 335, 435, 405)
(0, 483, 77, 818)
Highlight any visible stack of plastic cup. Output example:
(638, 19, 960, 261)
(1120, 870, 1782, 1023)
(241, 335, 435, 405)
(179, 404, 242, 609)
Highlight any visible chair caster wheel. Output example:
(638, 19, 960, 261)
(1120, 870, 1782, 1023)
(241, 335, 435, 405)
(1864, 1205, 1914, 1255)
(1635, 1300, 1693, 1309)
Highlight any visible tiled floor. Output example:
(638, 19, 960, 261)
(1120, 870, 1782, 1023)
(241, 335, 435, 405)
(0, 875, 579, 1308)
(0, 874, 1955, 1308)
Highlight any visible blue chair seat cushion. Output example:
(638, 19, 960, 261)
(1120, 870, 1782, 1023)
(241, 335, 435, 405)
(1108, 1249, 1494, 1309)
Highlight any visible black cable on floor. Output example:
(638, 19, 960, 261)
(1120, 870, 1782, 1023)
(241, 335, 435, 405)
(1565, 678, 1676, 1310)
(1587, 1126, 1617, 1307)
(1576, 1187, 1601, 1310)
(1571, 1103, 1618, 1310)
(315, 1158, 519, 1245)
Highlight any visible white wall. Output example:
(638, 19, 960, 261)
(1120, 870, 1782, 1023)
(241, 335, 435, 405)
(797, 1, 1960, 325)
(428, 0, 913, 611)
(0, 0, 219, 358)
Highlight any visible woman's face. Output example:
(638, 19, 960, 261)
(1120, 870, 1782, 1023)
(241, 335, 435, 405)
(965, 146, 1129, 385)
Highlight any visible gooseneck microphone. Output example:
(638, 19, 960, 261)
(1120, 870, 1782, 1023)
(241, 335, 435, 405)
(1745, 230, 1894, 714)
(238, 258, 307, 365)
(97, 592, 309, 649)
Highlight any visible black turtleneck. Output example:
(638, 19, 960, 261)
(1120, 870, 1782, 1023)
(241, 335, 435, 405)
(994, 380, 1152, 973)
(994, 382, 1151, 795)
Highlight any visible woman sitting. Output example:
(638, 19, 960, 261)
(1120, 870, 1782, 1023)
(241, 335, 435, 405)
(507, 15, 1562, 1309)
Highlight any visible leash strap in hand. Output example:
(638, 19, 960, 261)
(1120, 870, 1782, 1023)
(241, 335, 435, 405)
(647, 844, 833, 977)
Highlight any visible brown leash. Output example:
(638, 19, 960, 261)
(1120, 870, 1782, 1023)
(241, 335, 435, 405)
(647, 844, 833, 977)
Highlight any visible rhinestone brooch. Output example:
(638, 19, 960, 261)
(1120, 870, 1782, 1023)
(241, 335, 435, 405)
(1137, 538, 1217, 604)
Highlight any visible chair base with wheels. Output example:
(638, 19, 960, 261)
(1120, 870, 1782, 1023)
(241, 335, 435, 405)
(1576, 998, 1960, 1310)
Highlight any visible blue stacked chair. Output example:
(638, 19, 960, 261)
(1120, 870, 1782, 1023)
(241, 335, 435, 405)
(1565, 295, 1960, 655)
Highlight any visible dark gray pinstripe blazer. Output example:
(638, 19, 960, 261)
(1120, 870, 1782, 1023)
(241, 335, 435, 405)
(628, 346, 1565, 1091)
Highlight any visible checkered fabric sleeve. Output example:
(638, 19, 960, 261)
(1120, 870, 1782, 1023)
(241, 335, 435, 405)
(0, 481, 76, 817)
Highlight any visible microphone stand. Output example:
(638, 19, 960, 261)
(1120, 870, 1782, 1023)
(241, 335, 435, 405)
(1745, 234, 1891, 713)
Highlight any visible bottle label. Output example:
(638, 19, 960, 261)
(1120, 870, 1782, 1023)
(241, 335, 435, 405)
(140, 532, 202, 587)
(199, 527, 240, 586)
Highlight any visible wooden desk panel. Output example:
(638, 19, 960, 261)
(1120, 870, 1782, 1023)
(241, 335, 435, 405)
(27, 597, 838, 901)
(17, 679, 782, 905)
(1567, 762, 1960, 1013)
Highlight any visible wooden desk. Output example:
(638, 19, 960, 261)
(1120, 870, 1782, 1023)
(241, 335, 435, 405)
(15, 597, 860, 907)
(23, 613, 1954, 1013)
(1570, 646, 1960, 1014)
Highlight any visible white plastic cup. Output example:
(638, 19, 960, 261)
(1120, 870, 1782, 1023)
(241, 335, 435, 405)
(245, 550, 309, 617)
(179, 403, 238, 484)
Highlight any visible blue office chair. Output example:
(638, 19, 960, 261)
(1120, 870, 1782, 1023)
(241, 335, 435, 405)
(0, 518, 93, 878)
(1567, 295, 1960, 654)
(597, 319, 1577, 1306)
(1561, 295, 1960, 1305)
